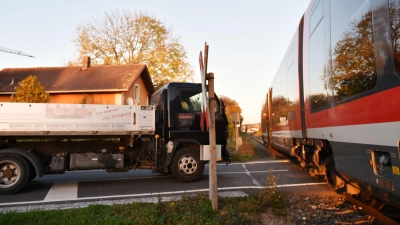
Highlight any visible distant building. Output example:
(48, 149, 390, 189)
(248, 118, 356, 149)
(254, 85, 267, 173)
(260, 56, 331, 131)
(0, 57, 155, 105)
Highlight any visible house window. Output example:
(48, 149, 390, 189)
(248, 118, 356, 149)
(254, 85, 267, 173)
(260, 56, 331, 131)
(134, 84, 140, 103)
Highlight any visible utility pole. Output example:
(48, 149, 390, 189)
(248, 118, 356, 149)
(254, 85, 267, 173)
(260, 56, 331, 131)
(208, 72, 217, 210)
(199, 43, 218, 210)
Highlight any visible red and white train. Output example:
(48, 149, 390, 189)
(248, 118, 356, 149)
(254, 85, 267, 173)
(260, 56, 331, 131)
(261, 0, 400, 208)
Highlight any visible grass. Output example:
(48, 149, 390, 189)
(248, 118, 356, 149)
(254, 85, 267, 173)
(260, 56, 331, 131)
(230, 133, 257, 162)
(0, 188, 287, 225)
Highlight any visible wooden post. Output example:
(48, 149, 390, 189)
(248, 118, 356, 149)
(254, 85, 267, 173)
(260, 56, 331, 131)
(207, 72, 218, 210)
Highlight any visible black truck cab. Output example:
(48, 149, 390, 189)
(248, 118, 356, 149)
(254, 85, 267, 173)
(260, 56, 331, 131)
(150, 82, 228, 182)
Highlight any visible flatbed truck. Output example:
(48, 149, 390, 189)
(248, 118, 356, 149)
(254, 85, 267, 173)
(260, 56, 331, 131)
(0, 82, 228, 194)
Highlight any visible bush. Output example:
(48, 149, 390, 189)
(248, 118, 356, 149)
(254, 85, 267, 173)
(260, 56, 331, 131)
(12, 75, 50, 103)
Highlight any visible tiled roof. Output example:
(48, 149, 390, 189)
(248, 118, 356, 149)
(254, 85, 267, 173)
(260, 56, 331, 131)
(0, 64, 155, 94)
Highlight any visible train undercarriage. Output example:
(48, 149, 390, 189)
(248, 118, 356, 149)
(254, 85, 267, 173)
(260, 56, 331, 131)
(273, 138, 389, 210)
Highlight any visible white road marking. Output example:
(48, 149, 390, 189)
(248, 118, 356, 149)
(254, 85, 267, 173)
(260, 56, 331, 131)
(242, 164, 261, 186)
(205, 170, 289, 175)
(44, 182, 78, 201)
(36, 175, 172, 184)
(0, 182, 326, 207)
(225, 160, 290, 165)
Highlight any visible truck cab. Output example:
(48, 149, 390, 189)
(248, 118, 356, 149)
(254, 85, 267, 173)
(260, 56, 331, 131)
(150, 82, 228, 182)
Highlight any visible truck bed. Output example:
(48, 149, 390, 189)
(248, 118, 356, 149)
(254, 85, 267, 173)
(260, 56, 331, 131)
(0, 103, 155, 136)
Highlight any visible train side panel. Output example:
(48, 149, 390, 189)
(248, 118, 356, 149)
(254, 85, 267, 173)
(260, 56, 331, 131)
(263, 0, 400, 208)
(302, 0, 400, 206)
(262, 28, 304, 155)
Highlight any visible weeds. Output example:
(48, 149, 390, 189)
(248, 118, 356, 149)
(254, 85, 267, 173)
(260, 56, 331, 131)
(230, 134, 256, 162)
(257, 172, 287, 217)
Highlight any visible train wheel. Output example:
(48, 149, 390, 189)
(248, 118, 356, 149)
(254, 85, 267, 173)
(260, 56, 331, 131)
(358, 191, 384, 209)
(0, 154, 30, 194)
(171, 148, 204, 183)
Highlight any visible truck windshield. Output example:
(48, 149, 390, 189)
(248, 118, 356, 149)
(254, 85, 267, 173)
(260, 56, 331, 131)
(180, 90, 202, 112)
(180, 89, 221, 115)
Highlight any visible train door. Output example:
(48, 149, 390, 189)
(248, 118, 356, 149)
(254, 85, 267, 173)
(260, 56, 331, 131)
(298, 16, 307, 140)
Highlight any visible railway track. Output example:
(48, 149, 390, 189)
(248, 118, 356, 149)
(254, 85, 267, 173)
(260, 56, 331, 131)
(250, 134, 400, 225)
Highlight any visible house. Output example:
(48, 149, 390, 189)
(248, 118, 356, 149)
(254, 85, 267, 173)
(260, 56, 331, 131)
(0, 57, 155, 105)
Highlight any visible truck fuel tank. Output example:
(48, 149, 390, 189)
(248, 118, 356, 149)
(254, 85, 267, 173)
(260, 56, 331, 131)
(69, 153, 123, 170)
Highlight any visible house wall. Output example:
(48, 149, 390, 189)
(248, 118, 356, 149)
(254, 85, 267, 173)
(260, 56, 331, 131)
(124, 76, 149, 105)
(0, 95, 11, 102)
(49, 93, 116, 104)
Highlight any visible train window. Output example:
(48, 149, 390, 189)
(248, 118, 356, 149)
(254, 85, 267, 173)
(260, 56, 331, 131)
(310, 0, 323, 34)
(389, 0, 400, 75)
(287, 47, 296, 120)
(331, 0, 377, 101)
(272, 74, 286, 126)
(309, 10, 327, 110)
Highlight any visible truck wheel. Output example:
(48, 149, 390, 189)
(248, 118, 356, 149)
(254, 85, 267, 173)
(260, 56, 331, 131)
(0, 154, 30, 194)
(171, 148, 204, 183)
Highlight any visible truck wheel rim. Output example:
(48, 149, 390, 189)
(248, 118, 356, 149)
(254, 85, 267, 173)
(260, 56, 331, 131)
(0, 160, 20, 188)
(178, 155, 198, 175)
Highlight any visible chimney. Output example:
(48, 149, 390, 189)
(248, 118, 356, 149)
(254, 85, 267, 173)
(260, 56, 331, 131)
(82, 56, 90, 70)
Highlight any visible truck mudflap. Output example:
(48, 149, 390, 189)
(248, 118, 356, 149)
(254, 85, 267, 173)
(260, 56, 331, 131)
(69, 153, 124, 170)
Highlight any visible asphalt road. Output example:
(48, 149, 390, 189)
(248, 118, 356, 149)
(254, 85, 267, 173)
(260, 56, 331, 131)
(0, 139, 340, 211)
(0, 159, 334, 209)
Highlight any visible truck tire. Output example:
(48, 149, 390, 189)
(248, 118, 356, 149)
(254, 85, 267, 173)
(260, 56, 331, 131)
(171, 148, 204, 183)
(0, 154, 30, 194)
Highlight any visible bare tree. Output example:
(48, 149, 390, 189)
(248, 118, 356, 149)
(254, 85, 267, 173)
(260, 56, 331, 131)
(72, 10, 194, 89)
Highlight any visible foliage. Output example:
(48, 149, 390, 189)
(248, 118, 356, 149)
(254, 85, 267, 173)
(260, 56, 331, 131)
(254, 129, 262, 137)
(271, 95, 290, 126)
(11, 75, 50, 103)
(310, 93, 328, 110)
(220, 96, 242, 140)
(72, 10, 194, 89)
(331, 9, 376, 101)
(390, 0, 400, 52)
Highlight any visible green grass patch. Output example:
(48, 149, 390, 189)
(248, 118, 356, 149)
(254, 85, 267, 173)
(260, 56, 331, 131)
(0, 190, 287, 225)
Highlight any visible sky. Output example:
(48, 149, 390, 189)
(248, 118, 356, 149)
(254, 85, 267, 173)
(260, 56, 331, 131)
(0, 0, 310, 124)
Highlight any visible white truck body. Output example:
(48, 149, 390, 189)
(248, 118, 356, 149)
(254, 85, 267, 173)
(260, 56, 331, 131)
(0, 103, 155, 136)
